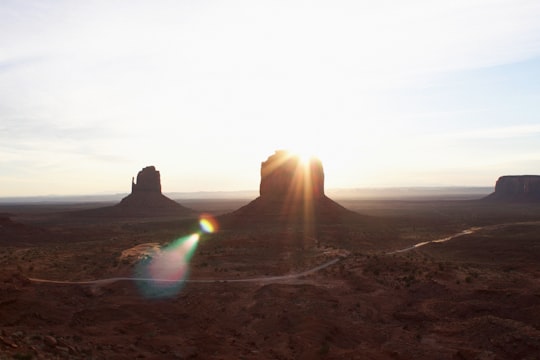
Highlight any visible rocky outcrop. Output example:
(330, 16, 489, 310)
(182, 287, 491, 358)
(485, 175, 540, 202)
(226, 150, 358, 226)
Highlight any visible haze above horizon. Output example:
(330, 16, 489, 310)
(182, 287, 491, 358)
(2, 0, 540, 196)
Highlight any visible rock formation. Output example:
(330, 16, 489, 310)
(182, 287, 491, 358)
(117, 166, 192, 213)
(131, 166, 161, 194)
(73, 166, 193, 217)
(485, 175, 540, 202)
(259, 150, 325, 200)
(227, 150, 358, 225)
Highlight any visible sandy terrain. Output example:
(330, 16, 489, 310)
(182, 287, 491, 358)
(1, 200, 540, 359)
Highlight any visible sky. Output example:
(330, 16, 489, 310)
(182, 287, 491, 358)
(1, 0, 540, 196)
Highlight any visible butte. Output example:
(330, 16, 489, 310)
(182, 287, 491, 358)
(115, 166, 192, 214)
(74, 166, 193, 218)
(223, 150, 359, 227)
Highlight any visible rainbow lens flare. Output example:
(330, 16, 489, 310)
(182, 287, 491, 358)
(199, 214, 218, 234)
(135, 233, 200, 298)
(135, 215, 219, 298)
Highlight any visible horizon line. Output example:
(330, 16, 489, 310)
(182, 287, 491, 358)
(0, 185, 495, 201)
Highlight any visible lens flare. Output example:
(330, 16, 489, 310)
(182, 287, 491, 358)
(135, 233, 200, 298)
(199, 214, 218, 234)
(135, 215, 219, 298)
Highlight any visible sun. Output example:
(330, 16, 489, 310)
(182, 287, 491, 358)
(288, 148, 318, 167)
(296, 152, 314, 166)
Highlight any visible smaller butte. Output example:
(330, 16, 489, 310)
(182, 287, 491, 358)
(74, 166, 193, 218)
(115, 166, 193, 215)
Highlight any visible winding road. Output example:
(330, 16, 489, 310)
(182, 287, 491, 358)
(386, 227, 481, 255)
(28, 220, 540, 286)
(29, 258, 342, 286)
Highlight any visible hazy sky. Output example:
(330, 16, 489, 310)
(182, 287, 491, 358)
(2, 0, 540, 196)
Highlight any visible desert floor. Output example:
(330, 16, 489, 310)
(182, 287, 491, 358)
(1, 199, 540, 359)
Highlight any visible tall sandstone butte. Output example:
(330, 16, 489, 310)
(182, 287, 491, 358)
(486, 175, 540, 202)
(229, 150, 357, 224)
(260, 150, 324, 200)
(70, 166, 192, 218)
(131, 166, 161, 194)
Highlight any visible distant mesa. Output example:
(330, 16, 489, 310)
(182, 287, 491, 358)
(485, 175, 540, 202)
(226, 150, 358, 225)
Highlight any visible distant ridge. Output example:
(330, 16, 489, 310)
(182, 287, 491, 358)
(0, 215, 48, 244)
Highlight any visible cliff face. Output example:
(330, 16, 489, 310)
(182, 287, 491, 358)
(486, 175, 540, 202)
(131, 166, 161, 193)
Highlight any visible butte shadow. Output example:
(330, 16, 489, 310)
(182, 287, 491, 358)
(219, 150, 363, 230)
(71, 166, 194, 219)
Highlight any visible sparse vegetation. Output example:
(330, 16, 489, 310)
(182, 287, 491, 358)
(1, 200, 540, 358)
